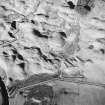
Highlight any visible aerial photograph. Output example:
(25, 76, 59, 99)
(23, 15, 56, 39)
(0, 0, 105, 105)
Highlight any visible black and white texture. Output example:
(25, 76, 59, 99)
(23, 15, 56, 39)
(0, 0, 105, 105)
